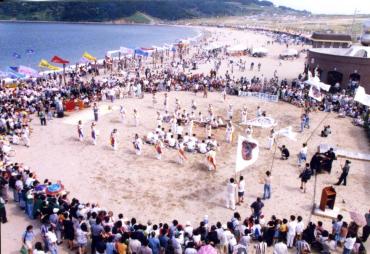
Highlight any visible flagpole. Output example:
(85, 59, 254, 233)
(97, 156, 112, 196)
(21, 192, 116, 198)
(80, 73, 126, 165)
(63, 63, 66, 86)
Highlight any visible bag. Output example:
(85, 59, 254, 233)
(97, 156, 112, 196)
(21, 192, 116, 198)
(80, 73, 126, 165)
(20, 245, 28, 254)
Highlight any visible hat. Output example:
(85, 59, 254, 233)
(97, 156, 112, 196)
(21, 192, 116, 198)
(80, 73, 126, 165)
(222, 224, 227, 230)
(53, 208, 59, 213)
(186, 221, 191, 226)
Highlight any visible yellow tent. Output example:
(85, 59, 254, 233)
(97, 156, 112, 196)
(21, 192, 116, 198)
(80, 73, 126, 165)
(83, 52, 97, 61)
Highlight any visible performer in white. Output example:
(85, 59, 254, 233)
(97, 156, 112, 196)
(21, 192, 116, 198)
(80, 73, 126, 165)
(222, 87, 227, 101)
(133, 109, 139, 127)
(156, 111, 162, 127)
(225, 121, 234, 143)
(119, 105, 126, 124)
(226, 178, 236, 210)
(187, 118, 194, 136)
(91, 122, 98, 145)
(206, 149, 217, 171)
(133, 134, 143, 155)
(21, 126, 30, 147)
(227, 104, 233, 120)
(110, 129, 118, 151)
(77, 120, 84, 142)
(246, 125, 253, 138)
(267, 128, 275, 150)
(241, 106, 248, 124)
(177, 142, 187, 164)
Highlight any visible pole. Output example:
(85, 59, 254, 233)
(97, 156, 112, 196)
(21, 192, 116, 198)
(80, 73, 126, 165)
(63, 63, 66, 86)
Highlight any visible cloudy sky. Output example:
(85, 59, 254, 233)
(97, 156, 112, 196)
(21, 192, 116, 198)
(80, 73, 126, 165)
(270, 0, 370, 14)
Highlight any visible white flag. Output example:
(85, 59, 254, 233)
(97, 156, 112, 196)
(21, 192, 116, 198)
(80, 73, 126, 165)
(276, 126, 297, 141)
(235, 135, 259, 173)
(354, 86, 370, 107)
(309, 84, 323, 101)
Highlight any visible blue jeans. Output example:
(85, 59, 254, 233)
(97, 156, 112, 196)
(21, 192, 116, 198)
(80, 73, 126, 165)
(343, 247, 351, 254)
(263, 184, 271, 199)
(26, 202, 34, 219)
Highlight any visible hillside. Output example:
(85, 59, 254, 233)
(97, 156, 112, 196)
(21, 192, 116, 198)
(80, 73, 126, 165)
(0, 0, 310, 23)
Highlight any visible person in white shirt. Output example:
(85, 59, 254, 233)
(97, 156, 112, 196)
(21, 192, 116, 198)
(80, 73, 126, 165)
(273, 237, 288, 254)
(168, 135, 177, 148)
(225, 121, 234, 143)
(296, 216, 304, 237)
(343, 233, 356, 254)
(133, 134, 143, 155)
(298, 143, 308, 167)
(226, 178, 236, 210)
(120, 105, 126, 123)
(197, 140, 208, 154)
(176, 123, 183, 139)
(237, 176, 245, 204)
(146, 132, 155, 144)
(287, 215, 297, 248)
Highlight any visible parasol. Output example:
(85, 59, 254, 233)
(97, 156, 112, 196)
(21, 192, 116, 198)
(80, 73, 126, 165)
(45, 182, 64, 196)
(349, 211, 367, 226)
(197, 244, 217, 254)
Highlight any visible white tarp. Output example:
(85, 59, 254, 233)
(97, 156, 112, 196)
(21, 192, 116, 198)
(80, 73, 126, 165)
(275, 126, 297, 141)
(227, 45, 247, 53)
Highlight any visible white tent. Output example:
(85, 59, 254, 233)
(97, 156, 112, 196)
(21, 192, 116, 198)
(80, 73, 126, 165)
(204, 42, 223, 51)
(251, 47, 268, 56)
(227, 45, 247, 53)
(280, 48, 298, 57)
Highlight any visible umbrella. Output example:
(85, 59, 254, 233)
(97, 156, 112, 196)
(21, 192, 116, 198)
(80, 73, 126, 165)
(197, 244, 217, 254)
(45, 182, 64, 196)
(349, 211, 367, 226)
(34, 184, 47, 192)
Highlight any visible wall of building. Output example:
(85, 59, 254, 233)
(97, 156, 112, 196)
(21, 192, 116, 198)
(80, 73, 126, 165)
(307, 50, 370, 93)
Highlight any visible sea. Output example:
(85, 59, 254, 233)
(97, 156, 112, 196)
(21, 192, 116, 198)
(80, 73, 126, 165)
(0, 22, 200, 71)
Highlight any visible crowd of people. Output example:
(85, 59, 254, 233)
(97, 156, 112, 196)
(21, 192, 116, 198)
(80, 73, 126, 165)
(0, 28, 369, 254)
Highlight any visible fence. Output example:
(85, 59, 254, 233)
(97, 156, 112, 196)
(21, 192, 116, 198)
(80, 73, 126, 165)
(238, 91, 279, 102)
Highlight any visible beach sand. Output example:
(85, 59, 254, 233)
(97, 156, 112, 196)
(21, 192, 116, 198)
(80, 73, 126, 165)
(2, 27, 369, 253)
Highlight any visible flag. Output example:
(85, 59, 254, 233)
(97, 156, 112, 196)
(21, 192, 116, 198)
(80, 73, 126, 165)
(25, 49, 35, 55)
(51, 55, 69, 65)
(38, 59, 61, 71)
(309, 84, 323, 101)
(354, 86, 370, 107)
(82, 52, 97, 61)
(12, 52, 21, 59)
(235, 135, 259, 173)
(276, 126, 297, 141)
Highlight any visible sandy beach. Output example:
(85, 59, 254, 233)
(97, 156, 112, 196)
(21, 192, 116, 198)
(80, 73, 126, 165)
(2, 27, 369, 253)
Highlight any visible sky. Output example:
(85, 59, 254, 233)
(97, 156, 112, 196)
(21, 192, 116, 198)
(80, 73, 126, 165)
(270, 0, 370, 15)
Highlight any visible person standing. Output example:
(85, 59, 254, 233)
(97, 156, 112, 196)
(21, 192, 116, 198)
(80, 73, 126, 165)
(361, 210, 370, 242)
(77, 120, 84, 142)
(22, 225, 35, 254)
(225, 121, 234, 143)
(133, 134, 143, 156)
(133, 109, 139, 127)
(91, 122, 98, 145)
(286, 215, 297, 248)
(273, 237, 288, 254)
(335, 160, 351, 186)
(120, 105, 126, 124)
(110, 129, 118, 151)
(154, 140, 163, 160)
(237, 176, 245, 205)
(226, 178, 236, 210)
(263, 171, 272, 200)
(250, 198, 264, 219)
(299, 164, 312, 193)
(93, 103, 99, 122)
(324, 148, 336, 174)
(343, 233, 356, 254)
(0, 197, 7, 223)
(39, 110, 47, 126)
(298, 143, 308, 167)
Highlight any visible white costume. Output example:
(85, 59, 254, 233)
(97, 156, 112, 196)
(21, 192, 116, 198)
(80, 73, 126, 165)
(226, 181, 236, 210)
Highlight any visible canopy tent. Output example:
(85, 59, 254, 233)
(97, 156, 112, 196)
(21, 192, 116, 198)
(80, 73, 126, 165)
(280, 48, 299, 57)
(227, 44, 247, 53)
(251, 47, 268, 56)
(204, 42, 224, 51)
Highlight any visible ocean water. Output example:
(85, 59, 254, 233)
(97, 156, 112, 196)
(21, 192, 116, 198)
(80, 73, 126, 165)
(0, 22, 199, 70)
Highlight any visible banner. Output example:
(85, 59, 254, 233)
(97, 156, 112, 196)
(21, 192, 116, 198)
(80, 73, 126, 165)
(354, 86, 370, 107)
(308, 84, 323, 101)
(242, 116, 277, 128)
(83, 52, 97, 61)
(235, 135, 259, 173)
(18, 65, 39, 77)
(51, 55, 70, 65)
(238, 91, 279, 102)
(38, 59, 61, 71)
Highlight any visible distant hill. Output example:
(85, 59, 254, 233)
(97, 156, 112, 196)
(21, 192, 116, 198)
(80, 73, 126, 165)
(0, 0, 310, 23)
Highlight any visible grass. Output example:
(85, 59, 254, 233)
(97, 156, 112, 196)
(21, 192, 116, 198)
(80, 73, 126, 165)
(125, 11, 152, 24)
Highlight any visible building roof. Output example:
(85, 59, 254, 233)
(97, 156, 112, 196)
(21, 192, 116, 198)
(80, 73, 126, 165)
(309, 45, 370, 58)
(311, 32, 352, 42)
